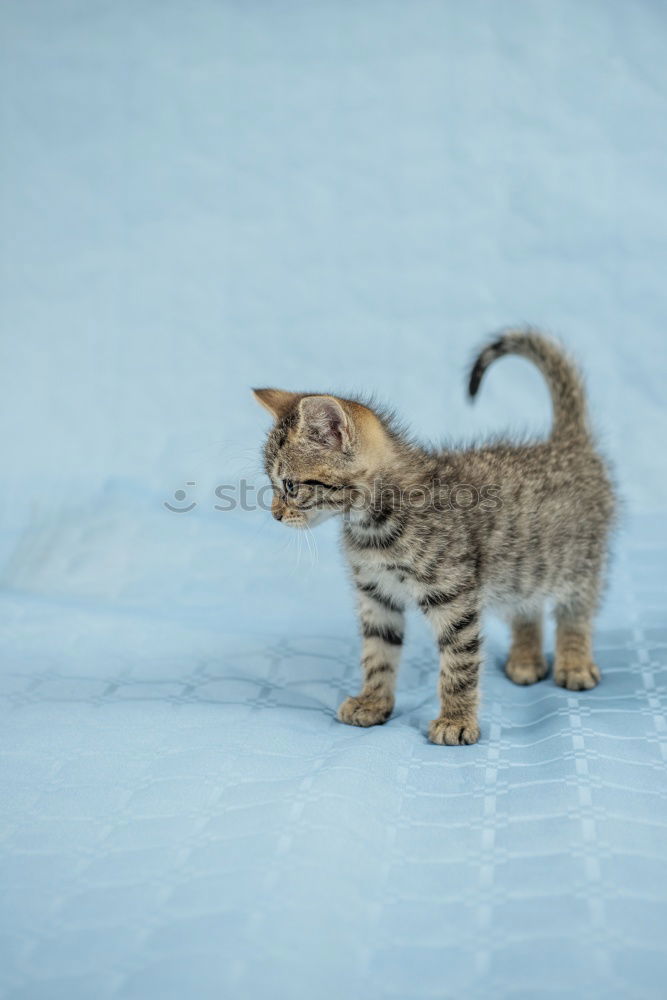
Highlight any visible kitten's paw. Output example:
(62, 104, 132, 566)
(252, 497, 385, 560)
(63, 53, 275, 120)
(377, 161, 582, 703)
(554, 659, 601, 691)
(429, 716, 480, 746)
(505, 654, 548, 686)
(338, 694, 394, 727)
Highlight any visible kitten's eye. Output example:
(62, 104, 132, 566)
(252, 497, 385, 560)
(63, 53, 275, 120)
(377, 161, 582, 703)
(283, 479, 298, 497)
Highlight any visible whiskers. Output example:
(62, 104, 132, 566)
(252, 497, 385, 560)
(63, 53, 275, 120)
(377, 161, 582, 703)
(278, 515, 321, 571)
(302, 520, 319, 567)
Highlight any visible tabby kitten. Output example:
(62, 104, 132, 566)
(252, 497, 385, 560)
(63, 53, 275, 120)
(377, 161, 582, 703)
(253, 330, 615, 745)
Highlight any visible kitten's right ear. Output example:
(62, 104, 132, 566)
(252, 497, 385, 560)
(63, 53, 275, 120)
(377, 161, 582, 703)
(297, 395, 352, 451)
(252, 388, 300, 421)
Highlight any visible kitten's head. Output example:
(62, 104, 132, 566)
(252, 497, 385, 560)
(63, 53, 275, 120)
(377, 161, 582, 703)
(253, 388, 391, 528)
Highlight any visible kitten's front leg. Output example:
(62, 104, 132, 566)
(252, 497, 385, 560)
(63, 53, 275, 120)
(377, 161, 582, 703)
(338, 579, 405, 728)
(420, 587, 482, 745)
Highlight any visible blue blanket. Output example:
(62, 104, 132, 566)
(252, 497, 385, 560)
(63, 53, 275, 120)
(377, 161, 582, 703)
(2, 1, 667, 997)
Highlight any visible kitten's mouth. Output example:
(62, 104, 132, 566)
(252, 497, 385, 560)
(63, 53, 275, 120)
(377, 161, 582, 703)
(281, 517, 307, 530)
(281, 509, 336, 530)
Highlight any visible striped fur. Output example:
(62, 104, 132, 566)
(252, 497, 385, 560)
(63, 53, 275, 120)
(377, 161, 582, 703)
(338, 577, 406, 727)
(254, 329, 617, 745)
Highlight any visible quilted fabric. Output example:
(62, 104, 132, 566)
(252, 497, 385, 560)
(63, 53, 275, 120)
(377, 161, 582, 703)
(2, 1, 667, 998)
(1, 514, 666, 999)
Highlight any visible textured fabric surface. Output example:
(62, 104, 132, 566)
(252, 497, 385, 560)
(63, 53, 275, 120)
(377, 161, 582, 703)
(2, 1, 667, 998)
(1, 515, 666, 1000)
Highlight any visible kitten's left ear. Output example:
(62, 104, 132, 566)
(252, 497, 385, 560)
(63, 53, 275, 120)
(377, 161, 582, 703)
(252, 388, 300, 421)
(298, 396, 352, 451)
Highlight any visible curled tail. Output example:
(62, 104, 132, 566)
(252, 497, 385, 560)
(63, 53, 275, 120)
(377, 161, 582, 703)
(468, 328, 589, 441)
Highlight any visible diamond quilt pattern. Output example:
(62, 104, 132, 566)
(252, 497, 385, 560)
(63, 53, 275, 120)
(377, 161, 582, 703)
(1, 523, 666, 1000)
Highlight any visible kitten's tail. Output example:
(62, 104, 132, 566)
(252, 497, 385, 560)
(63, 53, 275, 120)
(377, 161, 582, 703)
(468, 328, 589, 442)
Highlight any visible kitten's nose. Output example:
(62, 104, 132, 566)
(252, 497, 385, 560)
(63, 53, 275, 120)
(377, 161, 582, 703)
(271, 495, 285, 521)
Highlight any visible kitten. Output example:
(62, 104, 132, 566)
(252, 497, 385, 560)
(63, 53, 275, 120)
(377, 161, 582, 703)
(253, 329, 616, 745)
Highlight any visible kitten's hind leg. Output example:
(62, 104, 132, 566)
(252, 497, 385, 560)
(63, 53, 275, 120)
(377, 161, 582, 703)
(553, 604, 600, 691)
(505, 613, 548, 685)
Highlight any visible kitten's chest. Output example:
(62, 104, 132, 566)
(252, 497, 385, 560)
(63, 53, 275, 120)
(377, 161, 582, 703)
(347, 546, 422, 603)
(342, 518, 446, 603)
(375, 562, 418, 604)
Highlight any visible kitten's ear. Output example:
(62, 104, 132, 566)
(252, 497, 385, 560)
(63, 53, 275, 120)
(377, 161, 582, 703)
(298, 396, 351, 451)
(252, 388, 299, 420)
